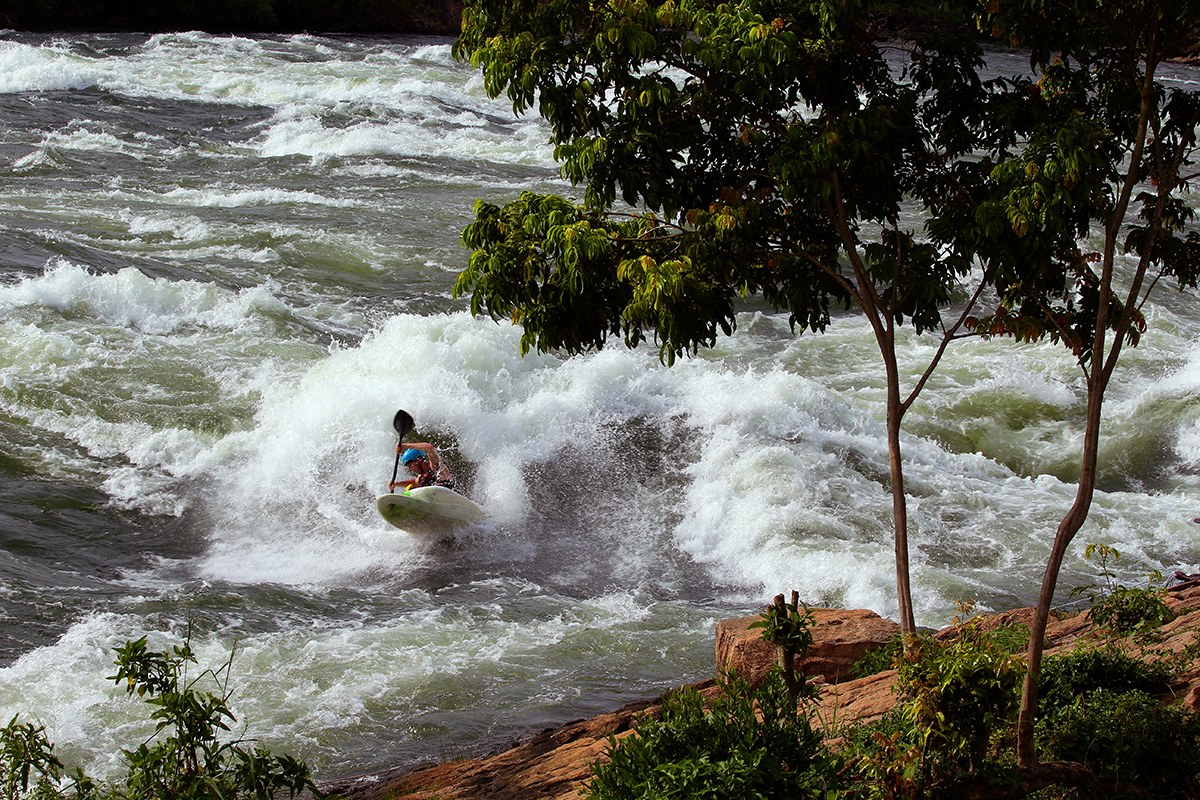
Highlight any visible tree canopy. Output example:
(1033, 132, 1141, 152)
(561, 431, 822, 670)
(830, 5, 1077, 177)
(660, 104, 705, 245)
(452, 0, 1061, 636)
(454, 0, 1004, 364)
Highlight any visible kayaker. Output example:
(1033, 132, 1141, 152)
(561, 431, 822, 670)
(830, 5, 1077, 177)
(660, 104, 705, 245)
(390, 443, 457, 492)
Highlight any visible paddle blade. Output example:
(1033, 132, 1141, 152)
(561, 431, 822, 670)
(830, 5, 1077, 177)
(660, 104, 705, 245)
(393, 409, 414, 441)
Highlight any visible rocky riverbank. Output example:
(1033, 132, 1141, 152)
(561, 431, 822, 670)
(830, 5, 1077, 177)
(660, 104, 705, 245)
(324, 584, 1200, 800)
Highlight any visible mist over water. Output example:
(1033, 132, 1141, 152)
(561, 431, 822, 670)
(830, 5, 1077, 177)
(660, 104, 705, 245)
(1, 30, 1199, 782)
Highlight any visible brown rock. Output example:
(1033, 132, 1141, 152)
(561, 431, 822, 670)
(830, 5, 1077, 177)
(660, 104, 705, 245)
(814, 668, 900, 730)
(326, 682, 721, 800)
(716, 608, 901, 687)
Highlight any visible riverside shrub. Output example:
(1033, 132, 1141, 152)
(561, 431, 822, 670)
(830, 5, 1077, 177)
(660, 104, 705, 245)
(1032, 646, 1200, 799)
(1037, 646, 1172, 720)
(857, 614, 1026, 796)
(0, 632, 318, 800)
(1036, 688, 1200, 798)
(750, 592, 818, 707)
(850, 633, 903, 679)
(584, 672, 842, 800)
(1071, 543, 1175, 640)
(0, 716, 67, 800)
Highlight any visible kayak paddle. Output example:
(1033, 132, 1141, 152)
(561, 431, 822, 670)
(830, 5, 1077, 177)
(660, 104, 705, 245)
(390, 409, 415, 491)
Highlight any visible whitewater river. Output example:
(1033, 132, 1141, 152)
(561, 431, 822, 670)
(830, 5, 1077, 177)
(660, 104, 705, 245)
(1, 30, 1199, 784)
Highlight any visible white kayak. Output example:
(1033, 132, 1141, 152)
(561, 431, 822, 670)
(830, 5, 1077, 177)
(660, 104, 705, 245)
(375, 486, 486, 531)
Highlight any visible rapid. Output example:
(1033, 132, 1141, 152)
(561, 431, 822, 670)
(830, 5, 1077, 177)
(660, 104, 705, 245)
(1, 30, 1199, 783)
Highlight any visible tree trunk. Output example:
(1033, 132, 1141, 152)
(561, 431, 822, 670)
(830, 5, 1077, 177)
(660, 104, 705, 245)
(1015, 354, 1107, 767)
(775, 591, 802, 708)
(830, 204, 919, 643)
(887, 387, 917, 639)
(875, 321, 917, 640)
(1015, 21, 1165, 767)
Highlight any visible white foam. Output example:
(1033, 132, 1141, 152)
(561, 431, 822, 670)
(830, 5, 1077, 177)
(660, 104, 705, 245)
(0, 262, 328, 509)
(1, 34, 556, 169)
(0, 40, 110, 93)
(0, 613, 153, 779)
(252, 112, 552, 165)
(6, 253, 1199, 620)
(159, 186, 362, 209)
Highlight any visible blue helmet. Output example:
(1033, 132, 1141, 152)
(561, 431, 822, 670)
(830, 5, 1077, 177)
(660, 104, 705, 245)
(400, 448, 428, 465)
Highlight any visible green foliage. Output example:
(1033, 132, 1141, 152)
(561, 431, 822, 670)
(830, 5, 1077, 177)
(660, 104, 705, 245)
(749, 591, 818, 707)
(585, 672, 842, 800)
(1037, 689, 1200, 798)
(857, 610, 1026, 796)
(108, 633, 318, 800)
(0, 716, 63, 800)
(452, 0, 1031, 364)
(845, 637, 1200, 798)
(1089, 584, 1176, 639)
(850, 634, 903, 680)
(750, 593, 816, 658)
(0, 631, 319, 800)
(1037, 647, 1171, 721)
(1071, 543, 1175, 640)
(965, 0, 1200, 368)
(896, 631, 1024, 768)
(982, 621, 1032, 656)
(852, 623, 1028, 682)
(1031, 644, 1200, 798)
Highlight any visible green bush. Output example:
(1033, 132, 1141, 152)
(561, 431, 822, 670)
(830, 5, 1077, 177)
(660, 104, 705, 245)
(1072, 543, 1175, 640)
(749, 592, 818, 706)
(850, 621, 1027, 681)
(1089, 584, 1176, 638)
(1037, 688, 1200, 798)
(0, 631, 319, 800)
(109, 635, 318, 800)
(896, 632, 1025, 770)
(0, 716, 67, 800)
(855, 614, 1026, 797)
(585, 672, 842, 800)
(1037, 647, 1172, 720)
(1033, 646, 1200, 798)
(850, 634, 903, 680)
